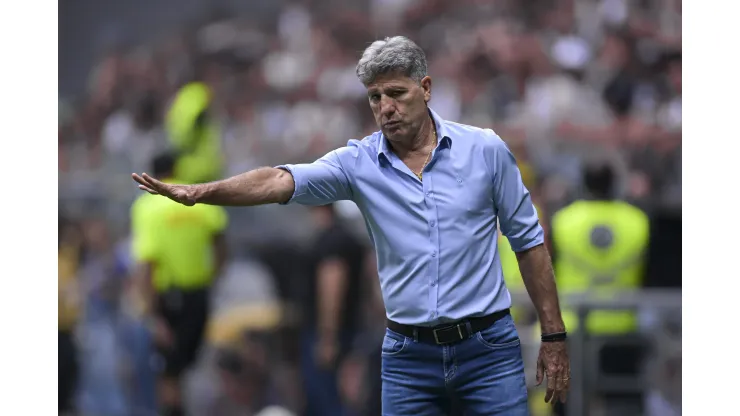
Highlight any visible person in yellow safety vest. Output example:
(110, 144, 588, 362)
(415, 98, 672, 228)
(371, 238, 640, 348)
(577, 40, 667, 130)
(549, 162, 650, 416)
(131, 153, 228, 416)
(551, 162, 649, 335)
(165, 82, 224, 184)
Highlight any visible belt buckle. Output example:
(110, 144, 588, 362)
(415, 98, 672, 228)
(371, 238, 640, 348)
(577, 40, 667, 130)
(433, 323, 466, 345)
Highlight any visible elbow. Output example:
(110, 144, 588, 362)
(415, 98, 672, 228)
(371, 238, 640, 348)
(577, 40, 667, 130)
(272, 168, 296, 204)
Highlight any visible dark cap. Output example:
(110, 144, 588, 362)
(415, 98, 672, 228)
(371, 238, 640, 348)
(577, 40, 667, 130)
(151, 153, 177, 178)
(582, 162, 615, 198)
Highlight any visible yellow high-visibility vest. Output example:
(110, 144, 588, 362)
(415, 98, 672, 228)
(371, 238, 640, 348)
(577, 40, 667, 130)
(131, 188, 228, 291)
(551, 200, 649, 334)
(166, 82, 223, 184)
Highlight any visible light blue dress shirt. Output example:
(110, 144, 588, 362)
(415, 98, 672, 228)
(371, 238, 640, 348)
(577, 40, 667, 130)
(278, 109, 544, 326)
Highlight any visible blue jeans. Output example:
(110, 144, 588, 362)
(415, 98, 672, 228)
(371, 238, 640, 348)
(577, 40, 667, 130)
(77, 309, 129, 416)
(118, 317, 158, 416)
(381, 314, 529, 415)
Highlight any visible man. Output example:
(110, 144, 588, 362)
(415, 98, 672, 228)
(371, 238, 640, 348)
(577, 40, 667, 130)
(133, 36, 569, 415)
(301, 204, 366, 416)
(131, 153, 228, 416)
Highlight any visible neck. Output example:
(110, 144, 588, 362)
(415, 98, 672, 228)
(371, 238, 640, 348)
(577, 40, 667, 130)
(389, 114, 436, 157)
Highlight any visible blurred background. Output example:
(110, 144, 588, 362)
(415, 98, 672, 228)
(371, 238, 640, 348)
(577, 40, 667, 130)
(58, 0, 681, 415)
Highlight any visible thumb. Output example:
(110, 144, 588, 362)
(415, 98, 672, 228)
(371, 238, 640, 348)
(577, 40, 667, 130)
(536, 357, 544, 386)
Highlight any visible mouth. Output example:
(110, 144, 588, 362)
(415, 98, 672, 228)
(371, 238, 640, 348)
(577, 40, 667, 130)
(384, 120, 401, 129)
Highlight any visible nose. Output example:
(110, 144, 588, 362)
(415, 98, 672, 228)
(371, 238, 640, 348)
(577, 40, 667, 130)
(379, 95, 396, 119)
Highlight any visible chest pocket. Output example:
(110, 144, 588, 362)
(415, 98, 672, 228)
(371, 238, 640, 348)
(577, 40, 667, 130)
(450, 165, 493, 217)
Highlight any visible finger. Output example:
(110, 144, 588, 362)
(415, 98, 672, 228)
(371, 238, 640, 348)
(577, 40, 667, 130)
(558, 388, 569, 404)
(553, 373, 566, 395)
(133, 173, 166, 192)
(544, 388, 554, 403)
(141, 172, 166, 189)
(133, 174, 162, 193)
(139, 185, 159, 195)
(536, 360, 544, 386)
(132, 173, 151, 187)
(547, 372, 559, 403)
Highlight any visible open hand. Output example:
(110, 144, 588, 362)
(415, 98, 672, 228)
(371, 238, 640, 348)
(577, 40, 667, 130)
(132, 173, 196, 206)
(536, 340, 571, 404)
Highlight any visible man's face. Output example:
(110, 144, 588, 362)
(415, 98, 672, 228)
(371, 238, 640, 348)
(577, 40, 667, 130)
(366, 73, 432, 141)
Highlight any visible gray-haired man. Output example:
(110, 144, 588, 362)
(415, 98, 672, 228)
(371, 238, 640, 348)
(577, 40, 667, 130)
(133, 36, 570, 415)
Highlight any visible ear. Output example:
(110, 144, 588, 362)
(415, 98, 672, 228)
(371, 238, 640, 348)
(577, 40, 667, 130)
(421, 76, 432, 103)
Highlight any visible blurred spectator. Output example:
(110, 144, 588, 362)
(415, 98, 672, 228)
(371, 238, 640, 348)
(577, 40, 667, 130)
(130, 153, 228, 416)
(214, 332, 296, 416)
(550, 162, 650, 416)
(58, 218, 83, 415)
(76, 218, 130, 416)
(300, 204, 367, 416)
(202, 302, 296, 415)
(166, 80, 225, 184)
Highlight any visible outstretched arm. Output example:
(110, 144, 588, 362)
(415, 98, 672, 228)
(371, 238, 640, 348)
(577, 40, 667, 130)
(133, 146, 356, 207)
(133, 167, 295, 206)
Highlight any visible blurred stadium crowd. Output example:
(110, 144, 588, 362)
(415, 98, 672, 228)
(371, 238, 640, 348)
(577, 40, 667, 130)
(58, 0, 681, 415)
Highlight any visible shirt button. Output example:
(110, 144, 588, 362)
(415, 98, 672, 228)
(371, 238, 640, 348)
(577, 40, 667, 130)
(456, 177, 463, 184)
(430, 220, 436, 227)
(426, 192, 432, 197)
(431, 281, 436, 287)
(432, 251, 437, 257)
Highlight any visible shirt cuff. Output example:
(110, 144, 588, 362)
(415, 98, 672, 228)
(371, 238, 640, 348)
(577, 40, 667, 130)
(509, 225, 546, 252)
(275, 165, 302, 205)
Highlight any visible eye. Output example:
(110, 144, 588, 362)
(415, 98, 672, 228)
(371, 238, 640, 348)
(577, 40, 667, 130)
(369, 94, 380, 103)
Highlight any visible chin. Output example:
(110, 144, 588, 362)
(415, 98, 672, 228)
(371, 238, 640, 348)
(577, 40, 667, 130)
(383, 127, 404, 140)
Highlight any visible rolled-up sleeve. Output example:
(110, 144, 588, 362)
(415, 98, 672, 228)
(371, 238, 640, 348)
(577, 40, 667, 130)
(485, 130, 544, 252)
(276, 147, 355, 206)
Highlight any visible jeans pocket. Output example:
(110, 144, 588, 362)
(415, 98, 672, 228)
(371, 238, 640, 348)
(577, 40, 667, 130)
(381, 329, 409, 356)
(475, 317, 521, 350)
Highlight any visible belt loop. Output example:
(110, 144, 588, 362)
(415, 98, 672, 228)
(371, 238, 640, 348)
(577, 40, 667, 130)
(412, 328, 419, 343)
(465, 321, 473, 338)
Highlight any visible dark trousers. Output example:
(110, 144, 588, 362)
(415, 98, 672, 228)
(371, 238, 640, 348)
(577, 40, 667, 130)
(59, 330, 79, 413)
(155, 288, 210, 378)
(300, 330, 354, 416)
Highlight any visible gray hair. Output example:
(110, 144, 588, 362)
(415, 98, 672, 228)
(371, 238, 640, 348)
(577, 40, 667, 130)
(355, 36, 428, 86)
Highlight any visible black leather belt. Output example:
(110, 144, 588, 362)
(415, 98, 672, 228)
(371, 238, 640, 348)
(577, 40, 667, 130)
(387, 309, 510, 345)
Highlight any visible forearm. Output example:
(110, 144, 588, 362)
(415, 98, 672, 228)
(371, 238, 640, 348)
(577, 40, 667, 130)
(317, 261, 348, 337)
(133, 263, 158, 316)
(515, 243, 566, 334)
(213, 234, 228, 279)
(192, 167, 295, 206)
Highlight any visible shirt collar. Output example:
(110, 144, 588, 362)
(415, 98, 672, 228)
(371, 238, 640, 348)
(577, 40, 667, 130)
(378, 107, 452, 162)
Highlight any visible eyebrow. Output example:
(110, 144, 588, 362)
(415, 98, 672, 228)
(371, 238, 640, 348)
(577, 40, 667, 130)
(368, 86, 407, 95)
